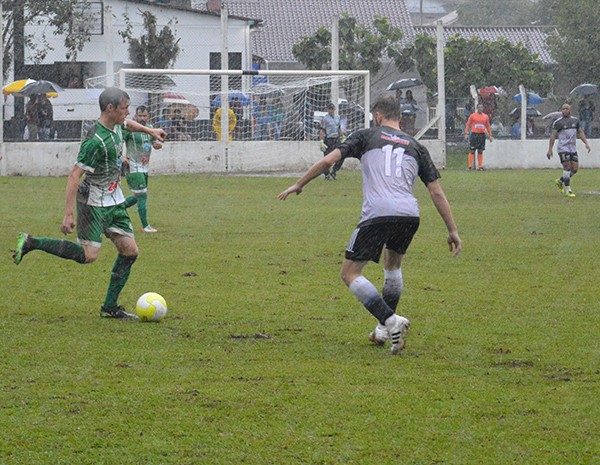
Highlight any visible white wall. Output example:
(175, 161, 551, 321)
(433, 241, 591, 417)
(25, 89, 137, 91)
(0, 139, 501, 177)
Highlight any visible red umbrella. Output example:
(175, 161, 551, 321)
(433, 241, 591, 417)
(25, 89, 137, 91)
(478, 86, 499, 96)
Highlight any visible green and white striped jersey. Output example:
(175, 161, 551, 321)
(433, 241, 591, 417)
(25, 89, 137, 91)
(123, 123, 154, 173)
(76, 121, 126, 207)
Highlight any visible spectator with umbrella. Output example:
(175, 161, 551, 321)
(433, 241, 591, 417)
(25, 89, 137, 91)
(578, 97, 595, 138)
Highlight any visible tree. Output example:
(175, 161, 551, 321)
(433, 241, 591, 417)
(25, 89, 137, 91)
(119, 10, 180, 70)
(544, 0, 600, 89)
(292, 13, 406, 77)
(2, 0, 94, 79)
(403, 34, 553, 101)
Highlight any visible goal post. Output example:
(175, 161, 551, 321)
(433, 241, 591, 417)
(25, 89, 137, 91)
(85, 69, 369, 172)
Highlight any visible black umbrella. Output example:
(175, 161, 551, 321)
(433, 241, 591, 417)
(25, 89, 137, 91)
(18, 80, 63, 96)
(570, 83, 598, 97)
(386, 78, 423, 91)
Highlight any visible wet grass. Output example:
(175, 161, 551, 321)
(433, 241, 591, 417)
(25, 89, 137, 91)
(1, 167, 599, 464)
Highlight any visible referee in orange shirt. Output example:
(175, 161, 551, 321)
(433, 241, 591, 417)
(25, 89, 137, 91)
(464, 103, 493, 170)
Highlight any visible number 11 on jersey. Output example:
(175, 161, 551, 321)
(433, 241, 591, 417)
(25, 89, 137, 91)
(383, 144, 405, 177)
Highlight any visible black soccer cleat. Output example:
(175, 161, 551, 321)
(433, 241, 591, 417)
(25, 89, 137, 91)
(100, 305, 138, 320)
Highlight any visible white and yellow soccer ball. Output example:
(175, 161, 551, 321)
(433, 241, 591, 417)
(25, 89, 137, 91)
(135, 292, 168, 322)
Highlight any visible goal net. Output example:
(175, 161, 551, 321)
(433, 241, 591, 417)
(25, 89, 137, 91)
(84, 69, 369, 172)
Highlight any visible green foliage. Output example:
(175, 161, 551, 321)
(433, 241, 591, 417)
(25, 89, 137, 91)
(2, 170, 600, 464)
(119, 11, 180, 69)
(545, 0, 600, 89)
(292, 13, 406, 76)
(2, 0, 93, 77)
(405, 34, 553, 99)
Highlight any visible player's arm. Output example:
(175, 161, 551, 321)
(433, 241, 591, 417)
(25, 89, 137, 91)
(61, 164, 86, 235)
(546, 130, 557, 159)
(278, 149, 342, 200)
(125, 119, 166, 142)
(464, 115, 472, 139)
(577, 127, 591, 153)
(426, 180, 462, 257)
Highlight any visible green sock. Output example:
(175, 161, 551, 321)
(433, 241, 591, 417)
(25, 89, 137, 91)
(30, 237, 86, 263)
(123, 196, 138, 209)
(103, 254, 137, 309)
(137, 193, 149, 228)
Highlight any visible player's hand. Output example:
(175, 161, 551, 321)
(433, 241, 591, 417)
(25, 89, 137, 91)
(585, 143, 591, 153)
(546, 151, 553, 159)
(319, 140, 327, 153)
(61, 214, 75, 235)
(150, 128, 167, 142)
(152, 141, 163, 150)
(278, 183, 303, 200)
(448, 231, 462, 257)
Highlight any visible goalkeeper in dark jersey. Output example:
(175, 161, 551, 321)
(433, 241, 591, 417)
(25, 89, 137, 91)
(279, 96, 461, 354)
(12, 87, 166, 319)
(123, 105, 163, 233)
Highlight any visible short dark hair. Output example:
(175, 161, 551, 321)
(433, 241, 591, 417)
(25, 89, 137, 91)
(327, 102, 336, 109)
(136, 105, 148, 114)
(371, 96, 401, 121)
(98, 87, 130, 111)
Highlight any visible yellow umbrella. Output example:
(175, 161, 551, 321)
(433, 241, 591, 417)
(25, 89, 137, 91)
(2, 79, 58, 98)
(2, 78, 36, 95)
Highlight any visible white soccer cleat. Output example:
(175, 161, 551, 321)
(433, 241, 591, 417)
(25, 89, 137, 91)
(368, 323, 389, 346)
(385, 314, 410, 355)
(142, 225, 158, 233)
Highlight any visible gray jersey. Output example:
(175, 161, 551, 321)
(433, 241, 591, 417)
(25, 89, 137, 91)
(552, 116, 580, 153)
(320, 114, 341, 138)
(338, 126, 440, 224)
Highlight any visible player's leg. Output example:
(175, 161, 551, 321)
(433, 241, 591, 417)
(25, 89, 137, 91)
(101, 206, 139, 318)
(13, 202, 105, 265)
(476, 135, 486, 170)
(467, 134, 475, 169)
(565, 159, 578, 197)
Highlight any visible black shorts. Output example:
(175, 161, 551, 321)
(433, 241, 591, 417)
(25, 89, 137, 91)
(469, 133, 487, 152)
(345, 217, 420, 263)
(558, 152, 578, 163)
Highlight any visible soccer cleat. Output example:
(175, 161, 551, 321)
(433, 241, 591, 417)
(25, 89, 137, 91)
(368, 324, 389, 346)
(555, 178, 564, 193)
(142, 225, 158, 233)
(385, 314, 410, 355)
(565, 190, 576, 198)
(100, 305, 138, 320)
(477, 167, 485, 171)
(13, 232, 31, 265)
(323, 174, 331, 181)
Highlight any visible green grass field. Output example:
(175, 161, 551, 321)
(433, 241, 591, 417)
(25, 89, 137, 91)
(1, 159, 599, 464)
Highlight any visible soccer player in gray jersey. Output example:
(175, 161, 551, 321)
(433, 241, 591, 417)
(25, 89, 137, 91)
(279, 96, 462, 354)
(547, 103, 591, 198)
(12, 87, 166, 319)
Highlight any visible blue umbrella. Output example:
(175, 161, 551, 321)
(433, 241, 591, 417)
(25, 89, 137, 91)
(513, 92, 543, 105)
(211, 90, 250, 107)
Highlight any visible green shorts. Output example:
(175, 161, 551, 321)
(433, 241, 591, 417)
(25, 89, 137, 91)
(126, 172, 149, 194)
(76, 202, 134, 248)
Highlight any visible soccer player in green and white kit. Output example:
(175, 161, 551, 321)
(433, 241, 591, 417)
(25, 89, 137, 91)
(12, 87, 166, 319)
(123, 105, 163, 233)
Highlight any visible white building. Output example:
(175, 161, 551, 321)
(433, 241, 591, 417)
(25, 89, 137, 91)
(4, 0, 258, 139)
